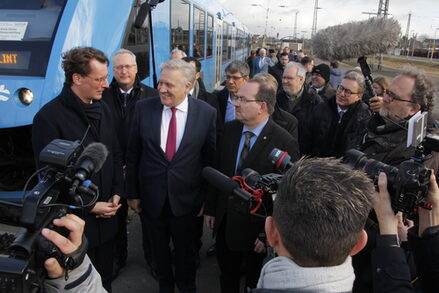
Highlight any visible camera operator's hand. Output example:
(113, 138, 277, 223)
(369, 96, 383, 112)
(204, 215, 215, 230)
(128, 199, 142, 213)
(41, 214, 84, 279)
(254, 238, 266, 254)
(397, 212, 414, 242)
(418, 172, 439, 236)
(373, 172, 398, 236)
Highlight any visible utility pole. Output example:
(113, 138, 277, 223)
(377, 0, 390, 17)
(293, 11, 299, 40)
(405, 13, 412, 56)
(311, 0, 320, 37)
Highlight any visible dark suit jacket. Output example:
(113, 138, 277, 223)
(126, 96, 216, 218)
(215, 87, 229, 125)
(102, 76, 158, 163)
(32, 84, 123, 248)
(204, 119, 299, 251)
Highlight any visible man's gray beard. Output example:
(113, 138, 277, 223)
(283, 86, 294, 97)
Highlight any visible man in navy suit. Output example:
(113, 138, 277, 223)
(126, 59, 216, 293)
(205, 79, 299, 293)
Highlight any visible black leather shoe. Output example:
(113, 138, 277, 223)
(206, 243, 216, 256)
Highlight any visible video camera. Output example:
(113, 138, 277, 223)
(0, 139, 106, 293)
(202, 148, 293, 218)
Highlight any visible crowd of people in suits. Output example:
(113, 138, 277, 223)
(31, 45, 439, 293)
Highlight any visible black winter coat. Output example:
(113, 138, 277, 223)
(102, 77, 158, 164)
(276, 87, 322, 155)
(310, 96, 371, 158)
(268, 62, 285, 90)
(32, 84, 124, 247)
(372, 226, 439, 293)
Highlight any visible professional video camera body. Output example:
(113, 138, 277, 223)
(202, 149, 293, 218)
(0, 139, 105, 293)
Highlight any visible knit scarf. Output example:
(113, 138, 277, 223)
(256, 256, 355, 293)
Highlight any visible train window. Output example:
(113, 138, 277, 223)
(122, 1, 151, 80)
(206, 14, 213, 58)
(222, 23, 229, 63)
(0, 0, 67, 76)
(193, 7, 205, 60)
(227, 27, 233, 60)
(171, 0, 190, 56)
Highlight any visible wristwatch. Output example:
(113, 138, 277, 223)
(376, 234, 400, 247)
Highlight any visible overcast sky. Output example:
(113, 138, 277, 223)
(217, 0, 439, 39)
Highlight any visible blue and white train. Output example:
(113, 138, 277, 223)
(0, 0, 251, 198)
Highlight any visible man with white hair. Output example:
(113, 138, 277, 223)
(169, 48, 187, 59)
(126, 59, 216, 293)
(253, 48, 270, 74)
(277, 62, 322, 155)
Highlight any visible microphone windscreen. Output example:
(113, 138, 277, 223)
(202, 167, 238, 194)
(312, 17, 401, 61)
(76, 142, 109, 173)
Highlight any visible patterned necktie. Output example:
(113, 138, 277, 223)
(166, 107, 177, 161)
(236, 131, 254, 175)
(121, 92, 128, 107)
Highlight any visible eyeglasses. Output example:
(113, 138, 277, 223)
(87, 74, 109, 85)
(113, 64, 137, 71)
(282, 76, 297, 81)
(225, 75, 244, 81)
(231, 96, 263, 103)
(337, 85, 359, 95)
(384, 89, 417, 104)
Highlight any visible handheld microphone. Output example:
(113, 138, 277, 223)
(312, 17, 401, 61)
(202, 167, 252, 201)
(269, 148, 293, 171)
(73, 143, 108, 183)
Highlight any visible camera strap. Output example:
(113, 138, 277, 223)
(60, 235, 89, 280)
(232, 176, 264, 214)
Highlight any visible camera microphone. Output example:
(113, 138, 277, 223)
(72, 142, 108, 186)
(269, 148, 293, 171)
(202, 167, 252, 201)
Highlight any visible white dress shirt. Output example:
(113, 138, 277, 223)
(160, 97, 189, 153)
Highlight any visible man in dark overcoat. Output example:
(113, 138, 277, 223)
(32, 46, 123, 292)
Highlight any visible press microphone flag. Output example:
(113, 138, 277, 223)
(312, 17, 401, 61)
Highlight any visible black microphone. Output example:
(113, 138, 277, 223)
(312, 17, 401, 61)
(73, 143, 109, 183)
(269, 148, 293, 171)
(202, 167, 252, 201)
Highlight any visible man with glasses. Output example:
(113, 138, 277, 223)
(359, 66, 436, 166)
(204, 79, 299, 293)
(32, 47, 124, 292)
(353, 66, 437, 293)
(307, 71, 371, 157)
(215, 61, 250, 125)
(102, 49, 158, 280)
(277, 62, 322, 155)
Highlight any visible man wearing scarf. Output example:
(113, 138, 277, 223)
(32, 47, 123, 293)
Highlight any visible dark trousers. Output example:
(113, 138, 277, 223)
(88, 239, 114, 293)
(143, 202, 197, 293)
(114, 198, 128, 265)
(216, 219, 265, 293)
(139, 212, 153, 266)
